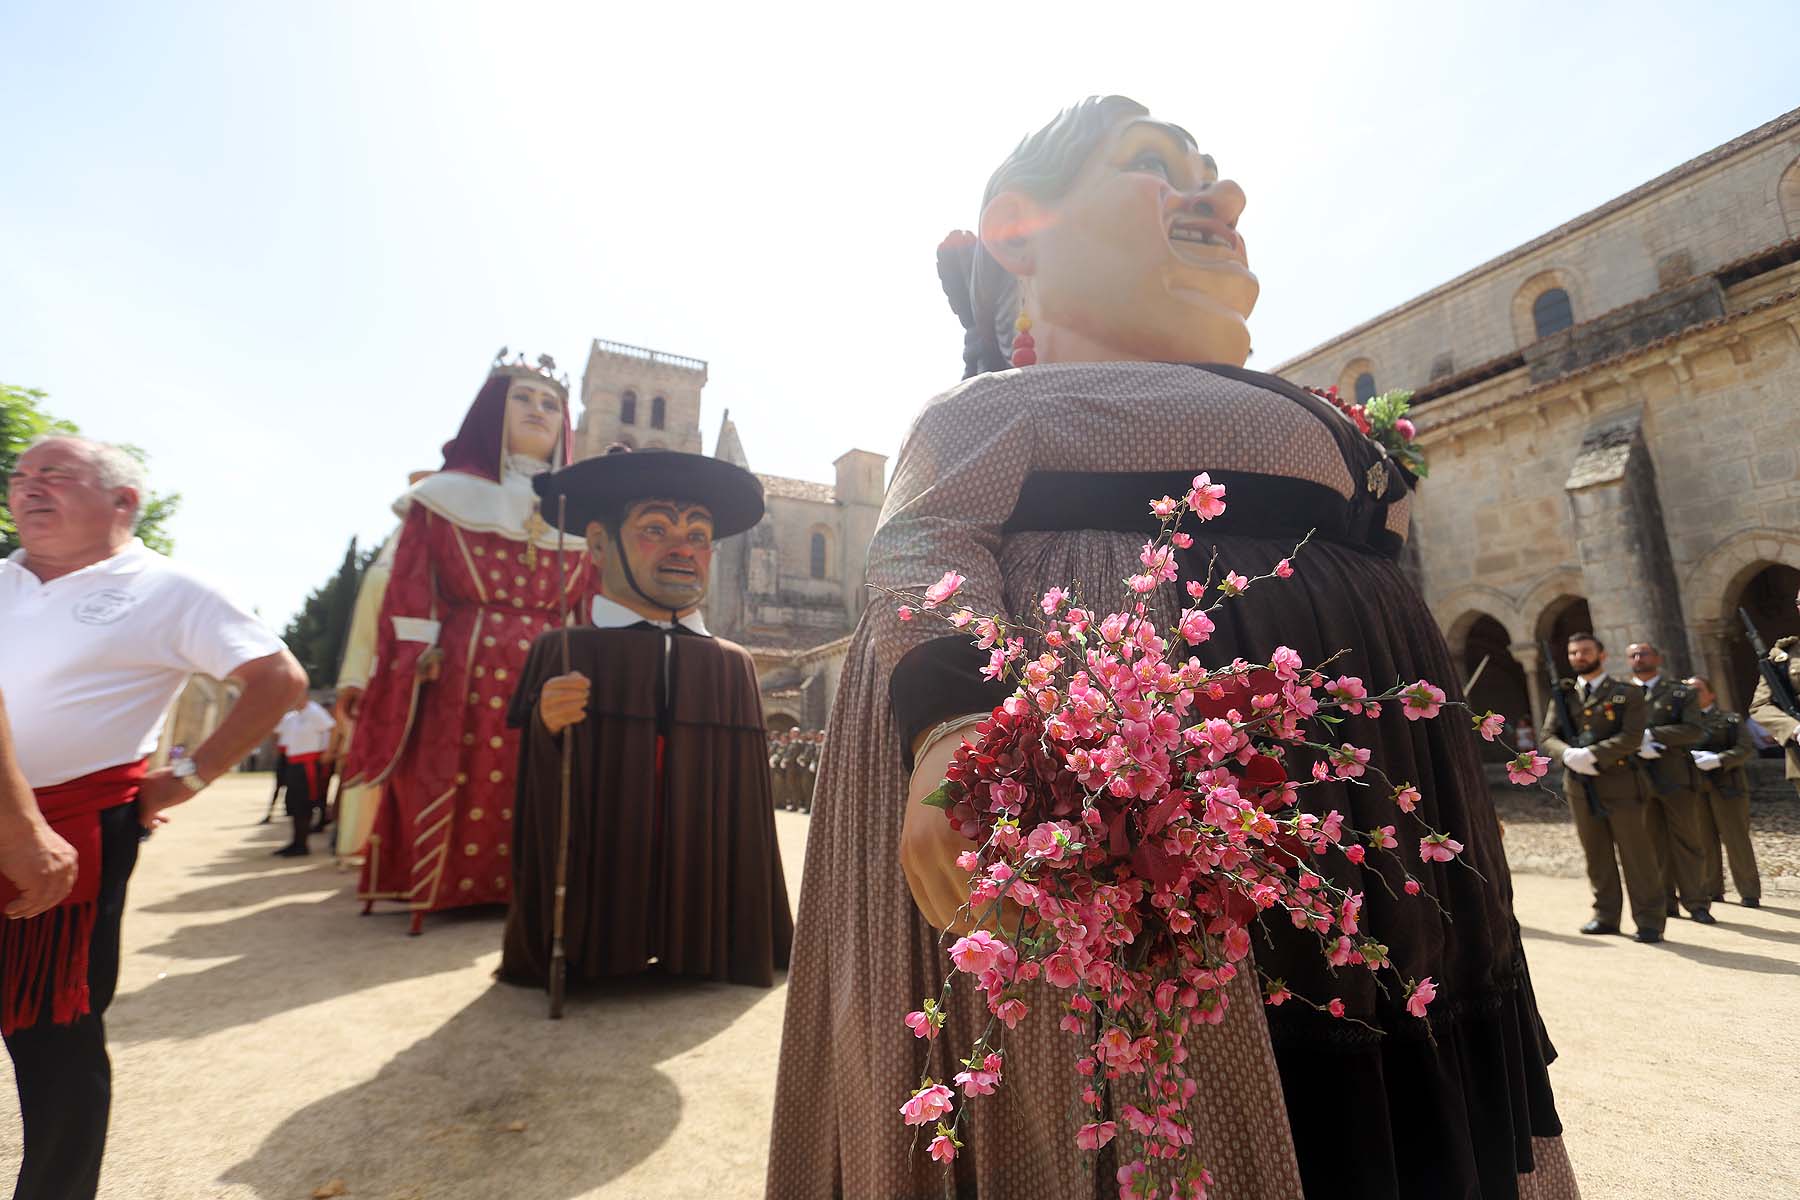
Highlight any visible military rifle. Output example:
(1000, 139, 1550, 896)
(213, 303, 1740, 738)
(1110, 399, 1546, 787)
(1738, 607, 1800, 773)
(1541, 639, 1603, 816)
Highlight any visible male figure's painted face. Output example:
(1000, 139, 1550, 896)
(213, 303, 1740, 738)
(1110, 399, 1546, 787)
(588, 499, 714, 613)
(1566, 637, 1603, 676)
(504, 380, 564, 463)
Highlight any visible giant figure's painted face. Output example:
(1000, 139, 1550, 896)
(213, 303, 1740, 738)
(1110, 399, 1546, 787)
(591, 499, 715, 612)
(503, 379, 565, 463)
(984, 116, 1259, 367)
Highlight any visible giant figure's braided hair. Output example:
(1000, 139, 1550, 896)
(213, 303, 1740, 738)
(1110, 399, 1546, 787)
(934, 95, 1197, 378)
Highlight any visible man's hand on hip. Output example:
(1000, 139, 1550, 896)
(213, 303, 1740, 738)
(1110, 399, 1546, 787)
(136, 768, 201, 831)
(0, 817, 79, 918)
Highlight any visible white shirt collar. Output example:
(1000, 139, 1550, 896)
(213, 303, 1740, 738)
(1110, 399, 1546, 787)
(1578, 669, 1607, 686)
(589, 594, 709, 636)
(6, 537, 149, 578)
(1638, 674, 1661, 691)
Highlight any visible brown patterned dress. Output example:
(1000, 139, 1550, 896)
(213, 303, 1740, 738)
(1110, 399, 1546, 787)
(767, 363, 1577, 1199)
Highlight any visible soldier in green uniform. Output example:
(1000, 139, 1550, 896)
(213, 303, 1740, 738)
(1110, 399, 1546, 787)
(1625, 642, 1714, 925)
(1540, 632, 1664, 942)
(1684, 675, 1761, 908)
(1747, 602, 1800, 801)
(768, 729, 793, 811)
(779, 727, 807, 812)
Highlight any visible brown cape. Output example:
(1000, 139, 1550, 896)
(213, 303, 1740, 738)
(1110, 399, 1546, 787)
(499, 624, 792, 988)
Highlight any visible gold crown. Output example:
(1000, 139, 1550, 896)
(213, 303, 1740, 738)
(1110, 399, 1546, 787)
(490, 347, 570, 397)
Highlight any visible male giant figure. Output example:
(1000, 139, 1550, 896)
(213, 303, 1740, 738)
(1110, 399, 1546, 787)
(499, 447, 792, 989)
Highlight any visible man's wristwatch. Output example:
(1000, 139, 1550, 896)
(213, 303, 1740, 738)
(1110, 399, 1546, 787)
(171, 758, 207, 793)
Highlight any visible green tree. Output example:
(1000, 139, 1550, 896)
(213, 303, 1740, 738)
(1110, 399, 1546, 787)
(1, 382, 182, 557)
(281, 538, 375, 687)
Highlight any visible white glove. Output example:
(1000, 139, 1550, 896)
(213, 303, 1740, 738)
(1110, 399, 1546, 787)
(1692, 750, 1722, 772)
(1637, 729, 1662, 759)
(1563, 746, 1600, 776)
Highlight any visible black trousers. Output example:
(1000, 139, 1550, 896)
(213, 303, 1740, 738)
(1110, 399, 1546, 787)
(281, 759, 316, 850)
(3, 803, 140, 1200)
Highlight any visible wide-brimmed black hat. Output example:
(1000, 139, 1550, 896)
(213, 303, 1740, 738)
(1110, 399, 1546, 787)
(532, 447, 765, 539)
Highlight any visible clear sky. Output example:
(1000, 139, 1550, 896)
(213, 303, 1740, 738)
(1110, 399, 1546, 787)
(3, 1, 1795, 628)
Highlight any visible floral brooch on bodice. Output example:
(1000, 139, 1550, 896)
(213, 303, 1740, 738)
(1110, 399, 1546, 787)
(1305, 385, 1429, 480)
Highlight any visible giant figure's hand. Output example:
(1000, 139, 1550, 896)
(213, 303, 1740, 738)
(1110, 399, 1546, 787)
(415, 649, 445, 682)
(538, 672, 591, 735)
(335, 686, 363, 722)
(900, 722, 1023, 937)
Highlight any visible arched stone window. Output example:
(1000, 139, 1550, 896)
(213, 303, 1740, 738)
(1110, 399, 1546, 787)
(809, 530, 829, 579)
(651, 396, 666, 430)
(620, 390, 637, 425)
(1512, 269, 1582, 347)
(1779, 155, 1800, 236)
(1532, 288, 1574, 339)
(1336, 356, 1376, 404)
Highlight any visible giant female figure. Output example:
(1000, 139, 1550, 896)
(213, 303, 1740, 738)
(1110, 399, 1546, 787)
(767, 98, 1576, 1199)
(344, 354, 592, 935)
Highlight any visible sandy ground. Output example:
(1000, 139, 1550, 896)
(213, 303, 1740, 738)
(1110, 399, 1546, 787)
(1, 774, 1796, 1200)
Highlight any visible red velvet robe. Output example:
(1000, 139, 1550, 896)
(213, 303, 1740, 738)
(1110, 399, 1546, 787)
(345, 491, 591, 917)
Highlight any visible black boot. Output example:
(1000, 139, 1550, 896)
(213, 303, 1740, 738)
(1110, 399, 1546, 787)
(274, 812, 310, 857)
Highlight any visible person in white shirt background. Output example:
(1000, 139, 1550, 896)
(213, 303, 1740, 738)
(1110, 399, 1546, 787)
(0, 436, 305, 1200)
(272, 696, 336, 858)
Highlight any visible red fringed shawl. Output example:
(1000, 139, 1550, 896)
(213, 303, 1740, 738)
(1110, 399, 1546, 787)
(0, 759, 146, 1035)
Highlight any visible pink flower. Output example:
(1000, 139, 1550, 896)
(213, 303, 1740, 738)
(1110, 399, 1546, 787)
(1400, 680, 1446, 721)
(948, 930, 1004, 975)
(928, 1133, 957, 1164)
(1150, 495, 1179, 519)
(1507, 752, 1550, 786)
(953, 1066, 999, 1097)
(1274, 558, 1294, 578)
(900, 1083, 955, 1126)
(1076, 1120, 1118, 1150)
(1419, 833, 1464, 863)
(1394, 784, 1421, 813)
(1264, 979, 1291, 1006)
(1327, 998, 1346, 1018)
(1332, 744, 1371, 779)
(1271, 646, 1303, 682)
(1117, 1161, 1151, 1200)
(1404, 878, 1422, 895)
(1219, 571, 1250, 597)
(1395, 417, 1417, 440)
(1040, 586, 1068, 615)
(1344, 844, 1367, 864)
(1371, 824, 1398, 850)
(897, 606, 914, 621)
(1476, 711, 1505, 742)
(1187, 473, 1228, 520)
(1406, 976, 1437, 1019)
(1178, 607, 1215, 646)
(1171, 531, 1193, 548)
(904, 1008, 939, 1040)
(923, 571, 965, 608)
(1326, 675, 1368, 715)
(993, 997, 1028, 1028)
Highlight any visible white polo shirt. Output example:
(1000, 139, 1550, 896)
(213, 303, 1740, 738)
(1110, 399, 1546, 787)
(275, 701, 335, 757)
(0, 539, 285, 788)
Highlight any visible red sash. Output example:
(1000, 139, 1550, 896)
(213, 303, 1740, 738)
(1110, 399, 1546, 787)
(0, 759, 147, 1035)
(288, 751, 323, 798)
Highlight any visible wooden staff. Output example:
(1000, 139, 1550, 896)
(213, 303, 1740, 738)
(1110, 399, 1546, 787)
(549, 492, 573, 1019)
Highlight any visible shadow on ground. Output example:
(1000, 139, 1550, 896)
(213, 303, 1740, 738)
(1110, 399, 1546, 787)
(220, 975, 764, 1200)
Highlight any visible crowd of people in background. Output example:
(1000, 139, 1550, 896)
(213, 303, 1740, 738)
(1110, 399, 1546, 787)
(767, 728, 821, 813)
(1543, 633, 1774, 945)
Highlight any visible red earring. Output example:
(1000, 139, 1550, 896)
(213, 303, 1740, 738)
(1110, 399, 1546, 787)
(1010, 305, 1037, 368)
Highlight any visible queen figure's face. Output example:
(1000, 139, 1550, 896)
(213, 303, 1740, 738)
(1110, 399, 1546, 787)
(984, 116, 1258, 366)
(588, 499, 715, 613)
(504, 380, 564, 463)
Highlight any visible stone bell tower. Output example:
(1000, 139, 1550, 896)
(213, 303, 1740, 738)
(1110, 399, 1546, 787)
(575, 338, 707, 460)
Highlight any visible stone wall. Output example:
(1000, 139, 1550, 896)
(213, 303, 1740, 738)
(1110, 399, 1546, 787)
(1278, 111, 1800, 397)
(576, 339, 707, 457)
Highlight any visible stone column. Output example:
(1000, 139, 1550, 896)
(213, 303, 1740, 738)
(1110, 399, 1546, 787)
(1512, 641, 1547, 737)
(1563, 410, 1690, 672)
(1692, 618, 1741, 709)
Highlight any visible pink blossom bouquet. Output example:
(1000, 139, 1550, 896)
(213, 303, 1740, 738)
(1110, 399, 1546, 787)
(895, 475, 1548, 1199)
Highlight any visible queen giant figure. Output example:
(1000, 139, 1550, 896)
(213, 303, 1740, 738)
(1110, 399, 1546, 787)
(343, 352, 593, 935)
